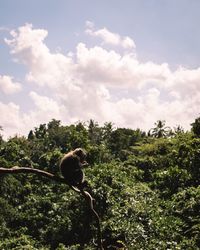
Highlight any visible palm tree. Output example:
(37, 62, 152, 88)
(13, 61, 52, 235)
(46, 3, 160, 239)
(88, 119, 102, 145)
(191, 116, 200, 137)
(173, 125, 184, 135)
(149, 120, 171, 138)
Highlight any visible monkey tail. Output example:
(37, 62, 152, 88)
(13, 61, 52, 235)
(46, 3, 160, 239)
(69, 185, 103, 249)
(79, 189, 103, 250)
(70, 185, 81, 193)
(70, 185, 94, 209)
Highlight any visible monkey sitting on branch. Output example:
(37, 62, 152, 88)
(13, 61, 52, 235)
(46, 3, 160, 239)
(0, 148, 103, 249)
(59, 148, 89, 191)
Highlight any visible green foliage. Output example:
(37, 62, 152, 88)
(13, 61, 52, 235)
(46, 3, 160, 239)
(169, 186, 200, 247)
(107, 127, 145, 160)
(0, 235, 38, 250)
(191, 116, 200, 137)
(0, 117, 200, 249)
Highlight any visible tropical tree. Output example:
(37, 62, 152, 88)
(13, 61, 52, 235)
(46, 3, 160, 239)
(87, 119, 103, 145)
(102, 122, 114, 142)
(149, 120, 171, 138)
(191, 116, 200, 137)
(173, 125, 184, 135)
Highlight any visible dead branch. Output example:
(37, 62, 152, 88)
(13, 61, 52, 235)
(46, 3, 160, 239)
(0, 166, 103, 250)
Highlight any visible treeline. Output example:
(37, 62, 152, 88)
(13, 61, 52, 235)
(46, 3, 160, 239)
(0, 118, 200, 249)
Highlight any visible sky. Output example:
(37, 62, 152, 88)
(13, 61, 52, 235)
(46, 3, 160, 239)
(1, 0, 200, 138)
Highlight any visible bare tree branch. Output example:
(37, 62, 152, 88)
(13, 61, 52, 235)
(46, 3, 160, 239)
(0, 166, 67, 182)
(0, 166, 103, 249)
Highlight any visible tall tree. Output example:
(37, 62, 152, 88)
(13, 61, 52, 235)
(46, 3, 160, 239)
(191, 117, 200, 137)
(88, 119, 102, 145)
(149, 120, 171, 138)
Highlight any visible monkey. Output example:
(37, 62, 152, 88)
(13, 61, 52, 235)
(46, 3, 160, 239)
(59, 148, 88, 190)
(60, 148, 103, 248)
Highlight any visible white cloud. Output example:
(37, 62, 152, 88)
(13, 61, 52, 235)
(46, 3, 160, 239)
(5, 23, 48, 57)
(0, 102, 22, 138)
(85, 21, 94, 29)
(170, 67, 200, 96)
(76, 43, 171, 87)
(30, 91, 62, 112)
(0, 102, 20, 127)
(5, 23, 74, 89)
(24, 91, 67, 127)
(0, 75, 22, 94)
(85, 21, 136, 49)
(0, 92, 66, 139)
(2, 23, 200, 138)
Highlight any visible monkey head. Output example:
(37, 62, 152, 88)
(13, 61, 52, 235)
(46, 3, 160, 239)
(73, 148, 87, 164)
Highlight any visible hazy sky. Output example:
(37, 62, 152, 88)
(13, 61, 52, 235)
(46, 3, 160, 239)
(1, 0, 200, 138)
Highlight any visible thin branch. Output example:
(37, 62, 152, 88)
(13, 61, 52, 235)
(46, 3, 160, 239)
(0, 166, 67, 182)
(0, 166, 103, 249)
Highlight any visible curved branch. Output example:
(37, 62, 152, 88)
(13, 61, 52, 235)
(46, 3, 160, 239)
(0, 166, 103, 249)
(0, 166, 67, 182)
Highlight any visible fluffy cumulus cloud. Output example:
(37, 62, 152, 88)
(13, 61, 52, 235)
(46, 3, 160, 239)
(0, 75, 21, 94)
(85, 21, 136, 49)
(76, 43, 170, 87)
(1, 22, 200, 137)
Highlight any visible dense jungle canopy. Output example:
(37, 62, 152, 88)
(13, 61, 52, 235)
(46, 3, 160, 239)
(0, 118, 200, 249)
